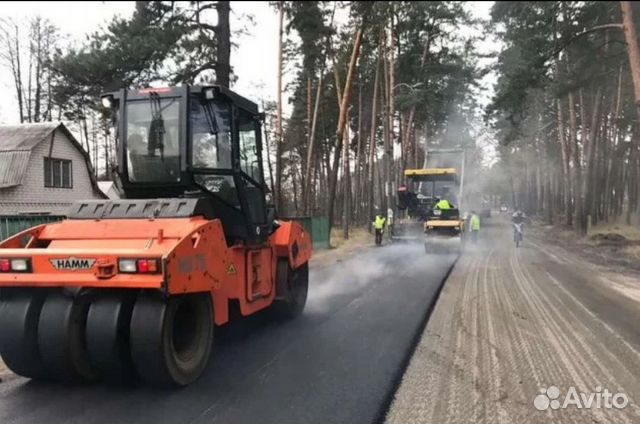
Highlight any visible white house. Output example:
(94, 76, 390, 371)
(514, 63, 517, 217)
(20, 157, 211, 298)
(0, 122, 105, 215)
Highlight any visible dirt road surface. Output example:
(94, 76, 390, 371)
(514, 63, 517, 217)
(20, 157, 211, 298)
(387, 217, 640, 423)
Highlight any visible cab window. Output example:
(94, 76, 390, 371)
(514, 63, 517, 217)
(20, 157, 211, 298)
(126, 98, 180, 183)
(190, 99, 232, 169)
(238, 110, 262, 183)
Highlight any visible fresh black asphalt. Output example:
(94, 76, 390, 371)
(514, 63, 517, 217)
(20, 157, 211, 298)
(0, 243, 456, 424)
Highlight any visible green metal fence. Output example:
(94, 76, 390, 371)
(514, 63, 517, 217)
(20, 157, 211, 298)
(285, 216, 330, 250)
(0, 215, 64, 242)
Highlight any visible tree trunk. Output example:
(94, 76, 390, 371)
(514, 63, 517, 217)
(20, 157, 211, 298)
(34, 20, 42, 123)
(387, 20, 396, 214)
(621, 1, 640, 223)
(569, 91, 583, 234)
(327, 60, 344, 224)
(45, 28, 53, 122)
(328, 28, 363, 233)
(354, 76, 363, 223)
(304, 74, 323, 214)
(275, 1, 284, 211)
(404, 35, 430, 170)
(291, 164, 299, 215)
(404, 108, 416, 168)
(628, 128, 639, 224)
(381, 30, 392, 214)
(27, 37, 33, 123)
(14, 25, 24, 123)
(342, 110, 351, 239)
(621, 1, 640, 125)
(581, 86, 603, 234)
(215, 0, 231, 88)
(606, 66, 624, 220)
(368, 43, 382, 231)
(104, 128, 110, 179)
(557, 97, 572, 226)
(306, 77, 312, 187)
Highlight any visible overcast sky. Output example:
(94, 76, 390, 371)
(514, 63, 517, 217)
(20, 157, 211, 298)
(0, 1, 497, 124)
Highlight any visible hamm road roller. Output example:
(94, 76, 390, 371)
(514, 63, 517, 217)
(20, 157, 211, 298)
(0, 85, 311, 386)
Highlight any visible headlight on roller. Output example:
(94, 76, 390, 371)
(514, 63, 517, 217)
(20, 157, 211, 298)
(0, 258, 31, 272)
(118, 259, 137, 273)
(11, 259, 29, 271)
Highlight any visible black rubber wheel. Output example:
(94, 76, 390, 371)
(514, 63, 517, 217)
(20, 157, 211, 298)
(86, 291, 137, 383)
(0, 292, 47, 379)
(130, 292, 213, 386)
(37, 292, 98, 382)
(273, 260, 309, 319)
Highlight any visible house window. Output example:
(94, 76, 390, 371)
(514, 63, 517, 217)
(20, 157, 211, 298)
(44, 157, 72, 188)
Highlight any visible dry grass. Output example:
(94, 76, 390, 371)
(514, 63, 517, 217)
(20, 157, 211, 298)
(588, 223, 640, 241)
(532, 217, 640, 273)
(624, 246, 640, 260)
(328, 226, 373, 249)
(310, 226, 373, 266)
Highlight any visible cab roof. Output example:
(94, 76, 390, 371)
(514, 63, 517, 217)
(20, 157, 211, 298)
(103, 85, 259, 114)
(404, 168, 458, 182)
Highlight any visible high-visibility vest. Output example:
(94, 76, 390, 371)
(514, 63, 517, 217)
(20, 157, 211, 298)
(374, 215, 386, 230)
(436, 199, 451, 210)
(471, 214, 480, 231)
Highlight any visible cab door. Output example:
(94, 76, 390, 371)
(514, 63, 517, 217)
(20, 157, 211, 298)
(236, 108, 269, 243)
(235, 107, 274, 302)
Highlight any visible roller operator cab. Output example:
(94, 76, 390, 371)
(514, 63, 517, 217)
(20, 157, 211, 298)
(0, 86, 312, 386)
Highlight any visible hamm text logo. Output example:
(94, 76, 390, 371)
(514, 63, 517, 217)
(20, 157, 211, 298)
(50, 257, 96, 271)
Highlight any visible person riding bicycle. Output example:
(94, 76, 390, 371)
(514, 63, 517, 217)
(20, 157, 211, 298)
(512, 209, 526, 223)
(512, 209, 526, 242)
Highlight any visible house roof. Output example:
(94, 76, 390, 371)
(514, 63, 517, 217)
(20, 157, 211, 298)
(0, 122, 61, 152)
(0, 150, 31, 188)
(0, 123, 62, 188)
(0, 122, 105, 199)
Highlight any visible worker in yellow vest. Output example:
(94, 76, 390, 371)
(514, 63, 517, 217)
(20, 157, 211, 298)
(470, 210, 481, 244)
(374, 213, 386, 246)
(435, 197, 455, 212)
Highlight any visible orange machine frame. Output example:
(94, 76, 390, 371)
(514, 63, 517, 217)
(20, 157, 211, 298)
(0, 217, 312, 326)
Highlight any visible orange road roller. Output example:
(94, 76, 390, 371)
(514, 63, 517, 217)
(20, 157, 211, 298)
(0, 85, 312, 386)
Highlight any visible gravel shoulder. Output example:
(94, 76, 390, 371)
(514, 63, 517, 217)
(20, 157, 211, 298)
(386, 218, 640, 423)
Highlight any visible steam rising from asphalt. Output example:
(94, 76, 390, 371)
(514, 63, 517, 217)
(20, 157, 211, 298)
(306, 243, 457, 315)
